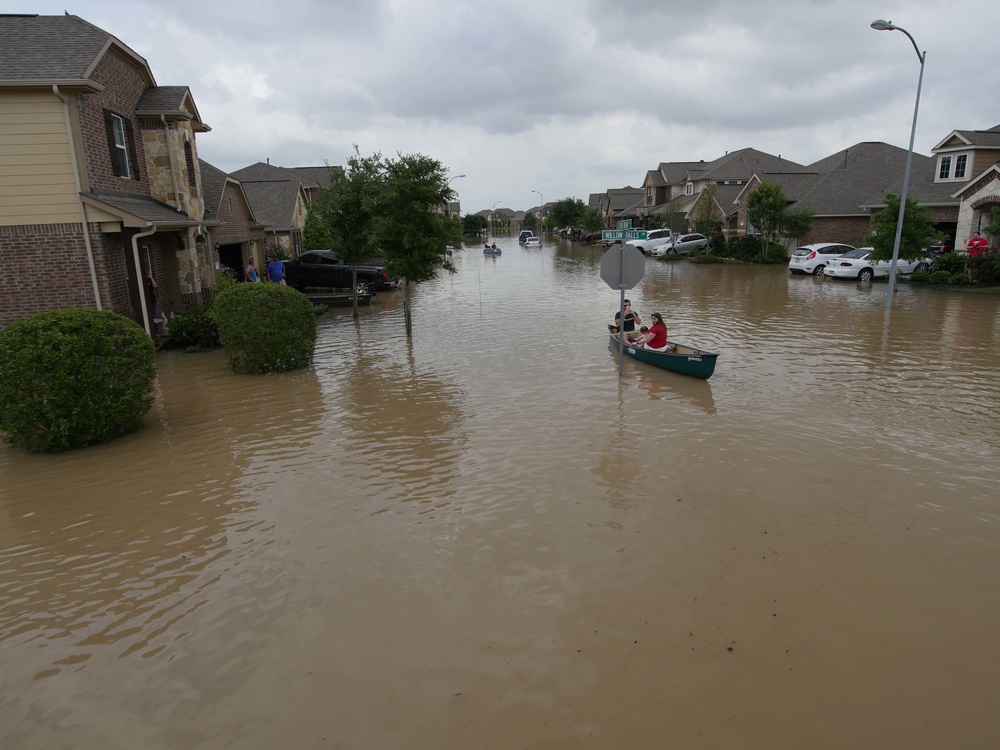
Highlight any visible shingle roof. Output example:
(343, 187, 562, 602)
(86, 190, 200, 225)
(0, 14, 151, 84)
(230, 162, 291, 182)
(199, 159, 230, 221)
(240, 180, 301, 230)
(692, 148, 807, 181)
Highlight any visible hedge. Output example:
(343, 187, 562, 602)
(0, 309, 157, 453)
(212, 283, 317, 374)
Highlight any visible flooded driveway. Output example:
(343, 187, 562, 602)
(2, 237, 998, 748)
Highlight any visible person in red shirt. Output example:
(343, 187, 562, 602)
(632, 312, 671, 351)
(966, 232, 988, 256)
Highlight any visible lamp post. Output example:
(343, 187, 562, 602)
(492, 201, 502, 233)
(531, 190, 543, 233)
(444, 174, 465, 219)
(871, 19, 925, 310)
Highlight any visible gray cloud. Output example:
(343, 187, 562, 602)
(30, 0, 1000, 214)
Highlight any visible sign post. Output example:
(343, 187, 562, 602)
(600, 239, 646, 376)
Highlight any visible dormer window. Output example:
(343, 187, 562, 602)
(937, 152, 970, 182)
(685, 182, 694, 196)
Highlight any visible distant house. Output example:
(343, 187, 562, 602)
(0, 13, 231, 334)
(199, 159, 266, 276)
(229, 162, 321, 255)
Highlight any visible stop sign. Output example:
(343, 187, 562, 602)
(600, 244, 645, 289)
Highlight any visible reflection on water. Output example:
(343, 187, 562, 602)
(1, 236, 999, 748)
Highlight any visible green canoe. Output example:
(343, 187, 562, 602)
(609, 334, 719, 379)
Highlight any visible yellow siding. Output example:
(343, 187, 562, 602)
(0, 91, 81, 226)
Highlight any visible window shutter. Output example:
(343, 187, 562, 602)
(125, 119, 141, 181)
(104, 109, 122, 177)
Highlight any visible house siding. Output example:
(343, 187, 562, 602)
(76, 48, 152, 194)
(0, 90, 80, 225)
(0, 222, 103, 327)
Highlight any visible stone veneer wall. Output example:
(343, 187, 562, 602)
(141, 120, 205, 221)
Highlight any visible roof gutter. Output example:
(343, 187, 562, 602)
(132, 225, 158, 337)
(53, 84, 102, 310)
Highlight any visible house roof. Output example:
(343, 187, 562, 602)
(231, 162, 339, 190)
(199, 158, 259, 224)
(135, 85, 208, 131)
(0, 14, 152, 89)
(685, 148, 806, 183)
(658, 161, 711, 183)
(240, 180, 303, 231)
(932, 124, 1000, 151)
(83, 189, 202, 228)
(606, 188, 643, 212)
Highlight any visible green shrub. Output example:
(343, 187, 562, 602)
(0, 309, 156, 453)
(168, 308, 219, 349)
(932, 252, 967, 275)
(690, 254, 725, 264)
(949, 273, 971, 285)
(909, 270, 931, 283)
(929, 270, 951, 284)
(762, 244, 789, 264)
(213, 283, 317, 374)
(967, 252, 1000, 284)
(723, 235, 764, 262)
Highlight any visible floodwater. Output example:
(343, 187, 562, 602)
(1, 236, 999, 749)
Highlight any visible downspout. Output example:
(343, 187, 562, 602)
(161, 115, 181, 211)
(132, 224, 158, 336)
(54, 85, 102, 309)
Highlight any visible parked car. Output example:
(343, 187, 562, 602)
(282, 250, 399, 292)
(823, 247, 927, 281)
(524, 236, 542, 248)
(626, 228, 673, 256)
(651, 232, 710, 256)
(518, 230, 534, 244)
(788, 243, 856, 275)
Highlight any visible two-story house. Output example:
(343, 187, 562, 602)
(933, 125, 1000, 249)
(0, 13, 226, 335)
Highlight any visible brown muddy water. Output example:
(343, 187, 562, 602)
(1, 236, 999, 749)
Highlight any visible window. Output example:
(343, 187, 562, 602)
(685, 182, 694, 196)
(103, 109, 137, 179)
(955, 154, 968, 179)
(645, 186, 653, 204)
(938, 155, 952, 180)
(938, 153, 971, 181)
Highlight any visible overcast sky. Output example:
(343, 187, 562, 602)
(12, 0, 1000, 215)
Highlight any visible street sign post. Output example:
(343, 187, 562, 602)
(600, 244, 646, 377)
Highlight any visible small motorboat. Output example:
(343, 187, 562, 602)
(608, 333, 718, 379)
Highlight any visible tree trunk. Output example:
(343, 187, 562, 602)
(404, 278, 412, 337)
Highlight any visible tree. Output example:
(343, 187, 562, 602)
(373, 153, 463, 337)
(693, 186, 723, 237)
(661, 196, 687, 234)
(864, 193, 938, 262)
(552, 197, 585, 228)
(302, 207, 332, 250)
(782, 210, 813, 244)
(746, 183, 787, 251)
(578, 206, 604, 231)
(462, 212, 488, 234)
(312, 150, 384, 318)
(522, 211, 537, 230)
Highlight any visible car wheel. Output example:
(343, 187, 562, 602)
(813, 264, 825, 276)
(858, 268, 874, 282)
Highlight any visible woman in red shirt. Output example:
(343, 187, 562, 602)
(632, 312, 670, 351)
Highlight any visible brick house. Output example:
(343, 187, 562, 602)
(199, 159, 266, 277)
(0, 14, 246, 334)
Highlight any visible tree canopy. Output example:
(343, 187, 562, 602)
(864, 193, 939, 262)
(746, 183, 788, 248)
(551, 197, 585, 228)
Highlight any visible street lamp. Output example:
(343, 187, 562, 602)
(531, 189, 543, 233)
(492, 201, 502, 233)
(871, 19, 925, 310)
(447, 174, 466, 187)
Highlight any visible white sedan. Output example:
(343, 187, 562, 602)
(524, 236, 542, 248)
(823, 247, 927, 281)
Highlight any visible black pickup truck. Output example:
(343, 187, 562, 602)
(282, 250, 400, 292)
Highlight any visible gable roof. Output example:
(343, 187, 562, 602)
(240, 180, 304, 231)
(684, 148, 806, 183)
(231, 162, 339, 190)
(0, 13, 154, 89)
(932, 124, 1000, 151)
(135, 86, 209, 131)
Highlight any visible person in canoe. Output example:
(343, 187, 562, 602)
(611, 299, 641, 340)
(631, 312, 673, 351)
